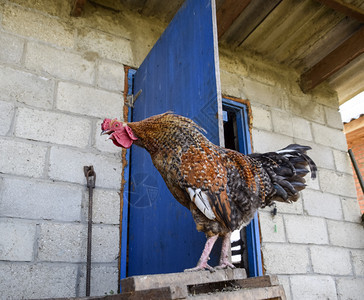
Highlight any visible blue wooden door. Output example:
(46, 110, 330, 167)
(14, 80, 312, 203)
(125, 0, 222, 276)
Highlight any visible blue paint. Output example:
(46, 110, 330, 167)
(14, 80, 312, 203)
(222, 98, 263, 277)
(126, 0, 221, 276)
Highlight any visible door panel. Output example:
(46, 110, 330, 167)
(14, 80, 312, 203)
(126, 0, 222, 276)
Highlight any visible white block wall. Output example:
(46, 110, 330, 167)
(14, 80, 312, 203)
(220, 48, 364, 300)
(0, 0, 164, 298)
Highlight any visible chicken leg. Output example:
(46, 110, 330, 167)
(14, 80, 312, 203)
(216, 232, 235, 269)
(184, 235, 218, 272)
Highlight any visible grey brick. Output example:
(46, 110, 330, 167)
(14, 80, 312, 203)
(78, 265, 119, 297)
(0, 100, 14, 135)
(0, 220, 36, 261)
(220, 70, 246, 98)
(251, 106, 272, 131)
(25, 42, 95, 84)
(336, 278, 364, 300)
(319, 169, 357, 198)
(259, 212, 286, 243)
(90, 188, 120, 224)
(49, 146, 122, 189)
(275, 196, 303, 214)
(0, 32, 24, 64)
(0, 262, 78, 299)
(324, 106, 343, 129)
(97, 60, 125, 92)
(15, 107, 91, 148)
(0, 65, 54, 108)
(290, 275, 337, 300)
(38, 223, 86, 262)
(92, 225, 119, 262)
(310, 246, 352, 275)
(312, 122, 348, 151)
(284, 215, 329, 245)
(292, 116, 313, 141)
(0, 177, 82, 221)
(262, 243, 310, 274)
(351, 249, 364, 276)
(303, 189, 342, 220)
(0, 138, 47, 178)
(333, 149, 353, 174)
(271, 109, 293, 136)
(57, 82, 123, 119)
(2, 3, 74, 48)
(252, 129, 293, 153)
(77, 28, 133, 65)
(327, 220, 364, 249)
(341, 197, 362, 223)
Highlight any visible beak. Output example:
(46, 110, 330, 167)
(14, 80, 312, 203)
(100, 130, 112, 136)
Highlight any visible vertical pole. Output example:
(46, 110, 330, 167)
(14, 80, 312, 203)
(348, 149, 364, 194)
(84, 166, 96, 297)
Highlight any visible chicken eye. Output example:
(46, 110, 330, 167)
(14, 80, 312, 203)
(115, 123, 119, 127)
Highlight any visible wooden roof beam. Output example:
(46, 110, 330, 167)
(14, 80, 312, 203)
(300, 26, 364, 93)
(71, 0, 87, 17)
(315, 0, 364, 23)
(216, 0, 251, 39)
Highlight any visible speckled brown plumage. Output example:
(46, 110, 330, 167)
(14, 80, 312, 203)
(101, 112, 317, 270)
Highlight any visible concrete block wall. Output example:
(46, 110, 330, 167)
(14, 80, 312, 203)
(0, 0, 164, 298)
(220, 47, 364, 300)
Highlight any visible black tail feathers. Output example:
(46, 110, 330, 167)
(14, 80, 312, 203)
(250, 144, 317, 206)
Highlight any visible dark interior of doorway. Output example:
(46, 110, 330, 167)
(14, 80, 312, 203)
(222, 106, 249, 273)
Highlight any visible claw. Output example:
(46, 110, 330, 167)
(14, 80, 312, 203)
(184, 263, 215, 272)
(215, 261, 236, 270)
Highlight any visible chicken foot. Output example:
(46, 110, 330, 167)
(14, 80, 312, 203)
(215, 232, 235, 269)
(184, 235, 218, 272)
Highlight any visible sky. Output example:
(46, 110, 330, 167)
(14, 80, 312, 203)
(339, 91, 364, 123)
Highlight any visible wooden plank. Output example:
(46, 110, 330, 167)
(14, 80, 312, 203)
(344, 115, 364, 134)
(216, 0, 251, 38)
(71, 0, 87, 17)
(300, 26, 364, 92)
(315, 0, 364, 23)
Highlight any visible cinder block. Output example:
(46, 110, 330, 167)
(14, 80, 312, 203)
(49, 146, 122, 189)
(259, 212, 286, 243)
(38, 222, 86, 262)
(292, 116, 313, 141)
(0, 138, 47, 178)
(319, 169, 357, 198)
(57, 82, 123, 119)
(0, 262, 78, 299)
(25, 42, 95, 84)
(324, 106, 343, 130)
(97, 60, 125, 92)
(290, 275, 337, 300)
(242, 78, 283, 108)
(15, 107, 91, 148)
(94, 119, 122, 154)
(0, 65, 54, 108)
(91, 225, 119, 262)
(341, 197, 362, 223)
(276, 275, 291, 300)
(351, 249, 364, 276)
(77, 28, 133, 65)
(0, 100, 14, 135)
(271, 109, 293, 136)
(252, 129, 293, 153)
(9, 0, 72, 18)
(327, 220, 364, 249)
(284, 215, 328, 245)
(251, 105, 272, 131)
(303, 189, 342, 220)
(275, 196, 303, 214)
(89, 188, 120, 224)
(262, 243, 310, 274)
(0, 220, 36, 261)
(310, 246, 352, 275)
(0, 177, 82, 222)
(2, 3, 74, 48)
(332, 149, 353, 174)
(220, 70, 246, 99)
(78, 264, 119, 297)
(0, 32, 24, 64)
(312, 122, 348, 151)
(336, 278, 364, 300)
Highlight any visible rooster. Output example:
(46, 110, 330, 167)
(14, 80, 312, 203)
(101, 112, 316, 271)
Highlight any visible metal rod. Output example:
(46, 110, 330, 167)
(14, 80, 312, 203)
(348, 149, 364, 194)
(84, 166, 96, 297)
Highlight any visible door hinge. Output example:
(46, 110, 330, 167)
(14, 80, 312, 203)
(126, 89, 142, 108)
